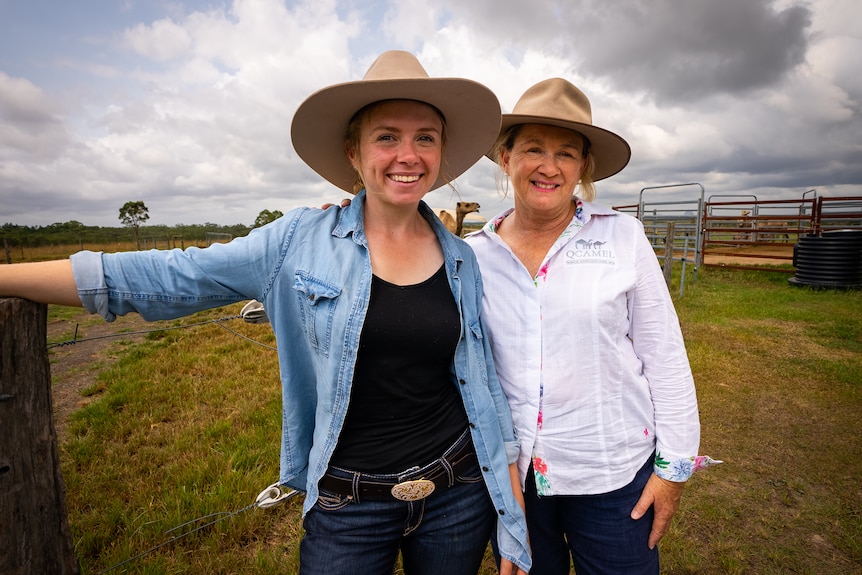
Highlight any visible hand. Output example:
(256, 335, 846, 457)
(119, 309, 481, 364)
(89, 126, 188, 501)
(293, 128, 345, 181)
(320, 199, 352, 210)
(499, 558, 528, 575)
(630, 473, 685, 549)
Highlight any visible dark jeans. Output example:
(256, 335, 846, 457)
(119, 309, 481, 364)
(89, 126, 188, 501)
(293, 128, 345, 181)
(525, 455, 659, 575)
(299, 461, 494, 575)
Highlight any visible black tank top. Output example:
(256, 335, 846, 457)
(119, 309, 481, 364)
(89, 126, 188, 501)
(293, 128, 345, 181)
(329, 265, 468, 472)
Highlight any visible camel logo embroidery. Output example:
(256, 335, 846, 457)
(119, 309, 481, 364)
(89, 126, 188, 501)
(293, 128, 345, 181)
(565, 238, 615, 265)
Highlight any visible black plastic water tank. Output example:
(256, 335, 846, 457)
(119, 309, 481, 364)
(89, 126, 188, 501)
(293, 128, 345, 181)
(789, 230, 862, 289)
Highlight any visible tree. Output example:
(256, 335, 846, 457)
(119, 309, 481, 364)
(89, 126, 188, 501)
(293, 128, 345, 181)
(253, 209, 283, 228)
(119, 201, 149, 250)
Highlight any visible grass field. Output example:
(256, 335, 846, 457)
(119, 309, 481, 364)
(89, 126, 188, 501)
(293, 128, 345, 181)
(4, 242, 141, 263)
(42, 265, 862, 574)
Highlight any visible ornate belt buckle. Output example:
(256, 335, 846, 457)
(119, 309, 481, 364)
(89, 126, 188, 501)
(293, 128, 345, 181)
(391, 479, 435, 501)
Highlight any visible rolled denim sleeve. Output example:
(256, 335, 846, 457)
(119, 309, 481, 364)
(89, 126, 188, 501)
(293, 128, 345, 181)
(504, 439, 520, 466)
(70, 251, 116, 321)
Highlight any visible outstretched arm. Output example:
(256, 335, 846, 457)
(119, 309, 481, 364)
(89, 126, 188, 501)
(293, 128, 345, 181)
(0, 260, 82, 307)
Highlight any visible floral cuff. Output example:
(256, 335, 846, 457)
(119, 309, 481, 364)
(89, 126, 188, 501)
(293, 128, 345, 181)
(654, 452, 723, 482)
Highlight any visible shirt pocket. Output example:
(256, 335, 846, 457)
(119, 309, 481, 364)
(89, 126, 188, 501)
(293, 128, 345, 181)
(293, 271, 342, 356)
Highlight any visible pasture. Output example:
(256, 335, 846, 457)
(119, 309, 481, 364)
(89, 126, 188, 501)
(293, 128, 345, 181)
(38, 263, 862, 574)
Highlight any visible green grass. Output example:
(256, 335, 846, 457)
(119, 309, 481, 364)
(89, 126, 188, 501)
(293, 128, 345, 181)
(664, 268, 861, 575)
(46, 304, 96, 342)
(52, 268, 862, 574)
(58, 306, 300, 574)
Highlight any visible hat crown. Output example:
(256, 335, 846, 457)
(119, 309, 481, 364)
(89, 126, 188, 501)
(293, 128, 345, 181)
(512, 78, 593, 126)
(363, 50, 431, 81)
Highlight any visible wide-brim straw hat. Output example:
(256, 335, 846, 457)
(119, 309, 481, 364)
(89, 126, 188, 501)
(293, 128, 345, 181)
(291, 50, 502, 193)
(496, 78, 631, 181)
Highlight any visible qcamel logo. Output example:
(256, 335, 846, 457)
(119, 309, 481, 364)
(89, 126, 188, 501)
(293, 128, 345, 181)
(566, 239, 615, 264)
(574, 239, 607, 250)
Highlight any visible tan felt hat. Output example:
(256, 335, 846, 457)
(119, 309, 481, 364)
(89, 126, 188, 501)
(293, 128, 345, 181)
(498, 78, 631, 181)
(291, 50, 502, 193)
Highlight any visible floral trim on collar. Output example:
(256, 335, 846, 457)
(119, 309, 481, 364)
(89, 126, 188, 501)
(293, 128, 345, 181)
(487, 199, 585, 234)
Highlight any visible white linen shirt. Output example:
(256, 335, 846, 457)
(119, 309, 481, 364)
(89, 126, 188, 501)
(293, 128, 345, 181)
(465, 199, 700, 495)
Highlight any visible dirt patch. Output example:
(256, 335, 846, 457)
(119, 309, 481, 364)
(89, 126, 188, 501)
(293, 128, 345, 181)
(701, 244, 795, 267)
(48, 311, 155, 438)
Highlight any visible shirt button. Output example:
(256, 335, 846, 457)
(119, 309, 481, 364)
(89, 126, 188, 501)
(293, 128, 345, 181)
(459, 379, 466, 385)
(308, 294, 316, 301)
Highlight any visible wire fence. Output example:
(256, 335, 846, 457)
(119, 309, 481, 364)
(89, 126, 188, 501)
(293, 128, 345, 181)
(47, 313, 278, 352)
(47, 305, 291, 573)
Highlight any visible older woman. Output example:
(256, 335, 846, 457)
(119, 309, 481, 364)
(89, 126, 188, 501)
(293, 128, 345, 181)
(0, 51, 530, 575)
(466, 78, 717, 574)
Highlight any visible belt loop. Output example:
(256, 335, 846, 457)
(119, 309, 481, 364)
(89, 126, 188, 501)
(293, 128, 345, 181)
(350, 470, 362, 502)
(439, 429, 469, 488)
(440, 457, 455, 487)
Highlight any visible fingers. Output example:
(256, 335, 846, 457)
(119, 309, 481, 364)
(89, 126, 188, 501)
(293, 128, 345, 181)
(630, 489, 653, 521)
(319, 199, 352, 210)
(648, 511, 673, 549)
(499, 558, 530, 575)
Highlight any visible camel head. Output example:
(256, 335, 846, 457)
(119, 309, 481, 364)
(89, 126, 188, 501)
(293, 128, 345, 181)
(456, 201, 480, 215)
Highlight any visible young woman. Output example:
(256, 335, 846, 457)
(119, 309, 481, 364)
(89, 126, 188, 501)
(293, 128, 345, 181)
(1, 51, 530, 575)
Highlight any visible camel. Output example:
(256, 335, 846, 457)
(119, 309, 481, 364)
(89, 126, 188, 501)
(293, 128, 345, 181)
(734, 209, 790, 242)
(436, 202, 480, 237)
(734, 210, 755, 241)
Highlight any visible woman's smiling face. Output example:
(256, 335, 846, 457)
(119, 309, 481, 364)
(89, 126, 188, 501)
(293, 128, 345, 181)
(347, 99, 444, 206)
(501, 123, 588, 213)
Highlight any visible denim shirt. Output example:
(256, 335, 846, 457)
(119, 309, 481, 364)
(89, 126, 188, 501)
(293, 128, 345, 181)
(70, 190, 531, 571)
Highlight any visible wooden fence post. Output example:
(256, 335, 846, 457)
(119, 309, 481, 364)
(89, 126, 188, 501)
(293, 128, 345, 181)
(0, 298, 80, 574)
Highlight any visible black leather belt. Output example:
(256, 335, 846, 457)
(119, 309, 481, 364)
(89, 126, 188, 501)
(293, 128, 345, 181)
(319, 430, 477, 502)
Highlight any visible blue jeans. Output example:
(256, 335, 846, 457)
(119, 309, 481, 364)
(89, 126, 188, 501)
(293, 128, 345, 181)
(524, 455, 659, 575)
(299, 465, 495, 575)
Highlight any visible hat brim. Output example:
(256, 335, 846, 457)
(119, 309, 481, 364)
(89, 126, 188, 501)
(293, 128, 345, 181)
(291, 78, 501, 193)
(495, 115, 631, 181)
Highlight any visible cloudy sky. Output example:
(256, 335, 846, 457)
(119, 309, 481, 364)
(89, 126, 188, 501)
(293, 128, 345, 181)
(1, 0, 860, 227)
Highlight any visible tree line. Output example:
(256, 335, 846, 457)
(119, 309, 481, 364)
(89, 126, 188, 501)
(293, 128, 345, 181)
(0, 220, 252, 248)
(1, 202, 284, 249)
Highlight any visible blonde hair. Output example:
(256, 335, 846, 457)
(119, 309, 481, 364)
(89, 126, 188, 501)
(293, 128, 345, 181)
(492, 124, 596, 202)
